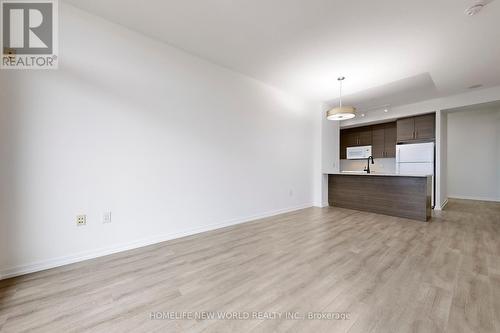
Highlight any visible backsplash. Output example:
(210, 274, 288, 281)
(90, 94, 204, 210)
(340, 158, 396, 174)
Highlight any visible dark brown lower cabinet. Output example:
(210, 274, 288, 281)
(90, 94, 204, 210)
(329, 174, 432, 221)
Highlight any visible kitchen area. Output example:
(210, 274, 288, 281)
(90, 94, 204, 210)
(328, 113, 436, 221)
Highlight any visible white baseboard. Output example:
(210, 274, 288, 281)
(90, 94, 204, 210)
(441, 199, 449, 209)
(448, 195, 500, 203)
(434, 199, 449, 211)
(313, 201, 330, 208)
(0, 202, 313, 280)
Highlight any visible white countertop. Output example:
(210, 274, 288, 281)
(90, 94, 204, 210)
(331, 171, 432, 178)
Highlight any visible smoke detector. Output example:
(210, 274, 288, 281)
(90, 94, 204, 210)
(465, 1, 487, 16)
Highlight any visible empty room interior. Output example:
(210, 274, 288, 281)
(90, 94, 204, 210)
(2, 0, 500, 332)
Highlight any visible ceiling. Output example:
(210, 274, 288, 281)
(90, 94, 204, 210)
(62, 0, 500, 110)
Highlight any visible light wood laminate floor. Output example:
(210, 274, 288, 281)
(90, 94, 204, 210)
(1, 199, 500, 333)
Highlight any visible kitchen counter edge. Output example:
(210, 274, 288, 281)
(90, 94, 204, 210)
(328, 172, 432, 178)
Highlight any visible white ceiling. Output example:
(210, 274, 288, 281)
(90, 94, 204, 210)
(63, 0, 500, 110)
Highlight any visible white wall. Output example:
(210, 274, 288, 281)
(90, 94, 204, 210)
(447, 107, 500, 202)
(0, 79, 9, 275)
(320, 104, 340, 206)
(312, 106, 325, 206)
(0, 4, 320, 278)
(436, 110, 448, 208)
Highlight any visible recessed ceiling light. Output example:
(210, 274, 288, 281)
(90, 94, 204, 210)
(361, 114, 365, 117)
(468, 84, 483, 89)
(384, 109, 388, 113)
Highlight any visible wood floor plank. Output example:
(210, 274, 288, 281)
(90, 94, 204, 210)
(487, 255, 500, 275)
(386, 283, 452, 333)
(446, 272, 496, 333)
(489, 273, 500, 332)
(0, 198, 499, 332)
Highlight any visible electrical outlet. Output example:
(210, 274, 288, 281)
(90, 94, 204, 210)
(102, 212, 112, 224)
(76, 215, 86, 226)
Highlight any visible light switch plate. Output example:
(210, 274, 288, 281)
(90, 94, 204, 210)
(103, 212, 112, 224)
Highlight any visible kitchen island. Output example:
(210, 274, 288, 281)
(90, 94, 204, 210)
(328, 173, 432, 221)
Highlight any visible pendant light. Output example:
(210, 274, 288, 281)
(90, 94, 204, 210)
(327, 77, 356, 120)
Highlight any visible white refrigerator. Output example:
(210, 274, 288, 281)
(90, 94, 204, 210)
(396, 142, 435, 207)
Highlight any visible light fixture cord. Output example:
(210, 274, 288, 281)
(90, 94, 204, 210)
(339, 79, 342, 108)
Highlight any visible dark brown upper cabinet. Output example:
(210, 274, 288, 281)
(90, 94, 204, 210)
(345, 130, 359, 147)
(371, 125, 385, 158)
(371, 122, 396, 158)
(414, 114, 435, 140)
(384, 123, 397, 157)
(340, 127, 371, 159)
(396, 117, 415, 142)
(396, 113, 435, 143)
(340, 122, 396, 159)
(343, 128, 372, 147)
(357, 128, 372, 146)
(340, 128, 368, 159)
(340, 130, 348, 159)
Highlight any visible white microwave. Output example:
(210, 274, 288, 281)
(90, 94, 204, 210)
(346, 146, 372, 160)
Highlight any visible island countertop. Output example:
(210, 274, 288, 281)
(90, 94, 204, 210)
(329, 172, 432, 178)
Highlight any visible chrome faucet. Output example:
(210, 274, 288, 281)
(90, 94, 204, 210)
(364, 156, 375, 174)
